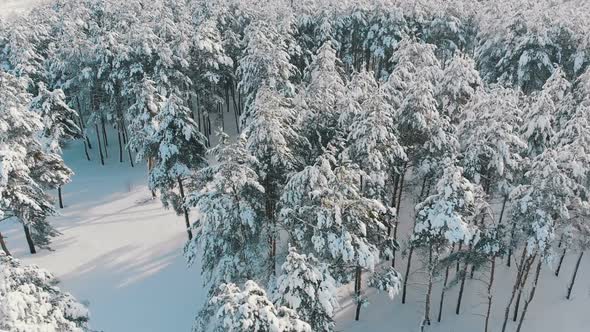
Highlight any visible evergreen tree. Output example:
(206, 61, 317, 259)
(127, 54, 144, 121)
(0, 253, 89, 332)
(147, 93, 208, 240)
(195, 280, 311, 332)
(273, 247, 338, 332)
(437, 52, 482, 123)
(0, 70, 59, 254)
(185, 133, 267, 291)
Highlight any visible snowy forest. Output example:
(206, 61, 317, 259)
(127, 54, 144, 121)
(1, 0, 590, 331)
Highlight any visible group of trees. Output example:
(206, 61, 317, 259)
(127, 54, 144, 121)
(2, 0, 590, 331)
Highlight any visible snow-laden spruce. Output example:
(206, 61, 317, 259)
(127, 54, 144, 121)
(436, 52, 482, 123)
(147, 93, 208, 240)
(0, 253, 89, 332)
(0, 70, 67, 254)
(342, 70, 407, 202)
(273, 247, 338, 332)
(195, 280, 311, 332)
(185, 133, 267, 291)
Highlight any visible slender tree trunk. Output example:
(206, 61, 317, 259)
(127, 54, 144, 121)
(437, 247, 453, 322)
(516, 259, 543, 332)
(555, 248, 567, 277)
(392, 166, 406, 268)
(513, 255, 535, 322)
(402, 245, 413, 304)
(117, 127, 123, 163)
(498, 195, 508, 224)
(0, 232, 11, 256)
(101, 115, 109, 148)
(501, 250, 532, 332)
(127, 146, 135, 168)
(83, 138, 91, 161)
(58, 186, 64, 209)
(566, 251, 584, 300)
(456, 241, 463, 273)
(507, 220, 518, 267)
(484, 258, 496, 332)
(76, 96, 92, 150)
(388, 174, 399, 237)
(177, 177, 193, 240)
(423, 244, 434, 327)
(455, 261, 469, 314)
(23, 224, 36, 254)
(355, 266, 363, 321)
(95, 123, 105, 166)
(148, 158, 156, 199)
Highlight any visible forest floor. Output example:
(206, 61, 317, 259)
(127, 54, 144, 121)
(1, 128, 589, 332)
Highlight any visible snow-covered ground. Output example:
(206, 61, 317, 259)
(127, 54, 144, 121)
(1, 128, 589, 332)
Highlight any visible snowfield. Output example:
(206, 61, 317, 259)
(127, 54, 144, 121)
(1, 130, 589, 332)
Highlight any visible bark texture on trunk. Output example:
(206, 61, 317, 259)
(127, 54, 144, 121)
(0, 232, 11, 256)
(566, 251, 584, 300)
(23, 224, 36, 254)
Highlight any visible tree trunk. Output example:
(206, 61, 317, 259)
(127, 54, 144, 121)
(555, 248, 567, 277)
(507, 220, 517, 267)
(402, 245, 413, 304)
(455, 261, 469, 314)
(423, 244, 434, 328)
(484, 258, 496, 332)
(0, 232, 11, 256)
(516, 259, 543, 332)
(127, 146, 135, 168)
(177, 177, 193, 240)
(58, 186, 64, 209)
(148, 158, 156, 199)
(388, 174, 399, 237)
(83, 139, 91, 161)
(101, 115, 109, 148)
(95, 123, 105, 166)
(23, 224, 36, 254)
(392, 166, 406, 268)
(498, 195, 508, 224)
(456, 241, 463, 273)
(513, 255, 535, 322)
(117, 127, 123, 163)
(437, 247, 453, 322)
(501, 250, 532, 332)
(355, 266, 363, 321)
(566, 251, 584, 300)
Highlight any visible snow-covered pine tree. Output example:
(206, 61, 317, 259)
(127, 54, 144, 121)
(343, 71, 407, 202)
(195, 280, 311, 332)
(437, 52, 482, 124)
(238, 18, 297, 120)
(29, 82, 82, 208)
(0, 70, 59, 254)
(524, 81, 557, 157)
(125, 78, 163, 198)
(410, 162, 483, 326)
(459, 86, 526, 223)
(384, 38, 440, 112)
(0, 253, 89, 332)
(273, 246, 338, 332)
(30, 82, 82, 153)
(341, 70, 407, 262)
(503, 149, 578, 332)
(147, 93, 208, 240)
(299, 41, 347, 158)
(244, 85, 306, 274)
(279, 154, 397, 320)
(185, 132, 267, 291)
